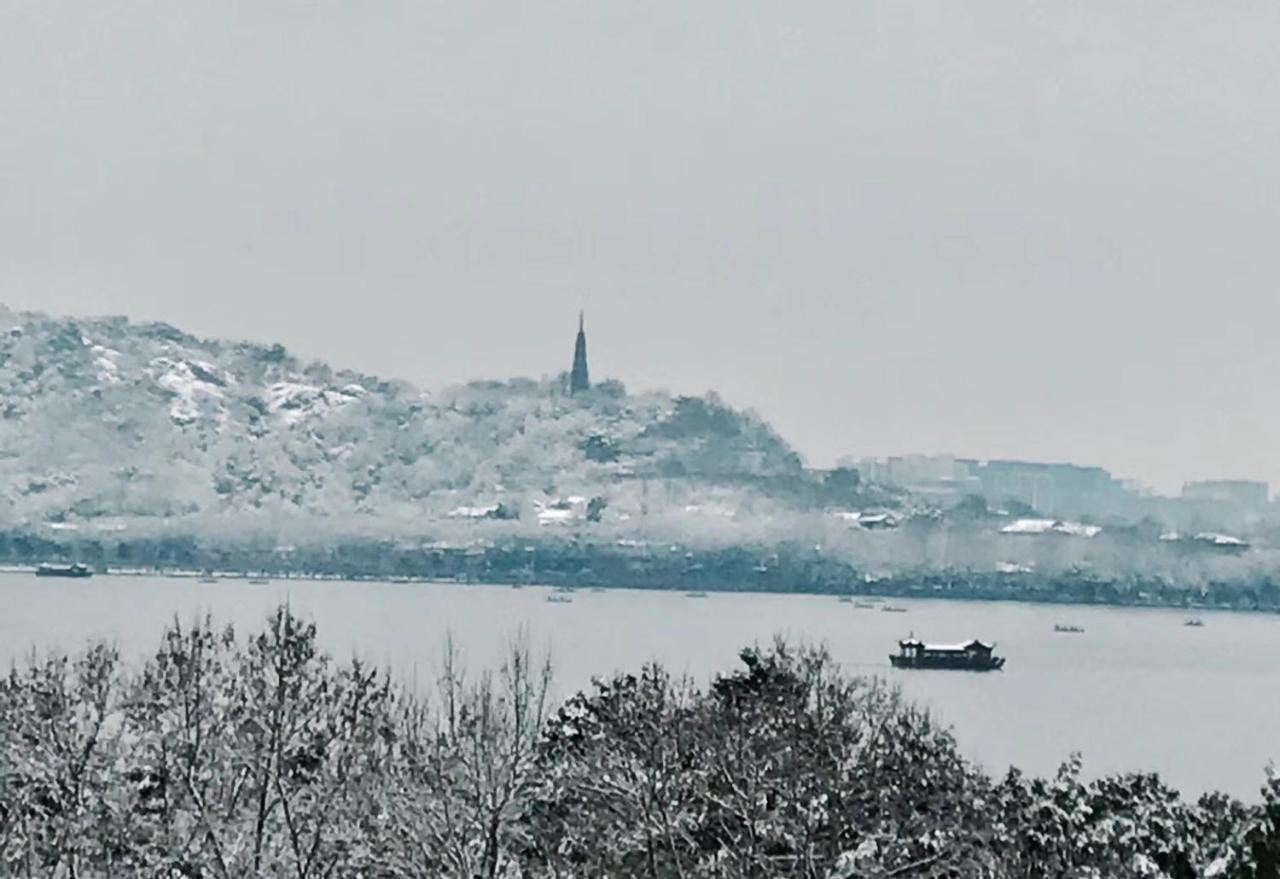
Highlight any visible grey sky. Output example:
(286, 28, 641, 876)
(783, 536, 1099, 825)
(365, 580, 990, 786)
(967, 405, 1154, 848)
(3, 2, 1278, 494)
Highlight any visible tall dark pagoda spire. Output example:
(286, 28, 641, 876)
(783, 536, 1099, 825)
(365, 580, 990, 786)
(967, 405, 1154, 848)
(570, 311, 590, 393)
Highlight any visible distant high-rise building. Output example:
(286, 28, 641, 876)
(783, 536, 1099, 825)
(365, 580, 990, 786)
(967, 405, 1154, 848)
(1181, 479, 1269, 508)
(570, 311, 590, 393)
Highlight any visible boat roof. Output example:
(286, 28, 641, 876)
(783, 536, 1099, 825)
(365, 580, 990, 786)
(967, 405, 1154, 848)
(899, 638, 994, 651)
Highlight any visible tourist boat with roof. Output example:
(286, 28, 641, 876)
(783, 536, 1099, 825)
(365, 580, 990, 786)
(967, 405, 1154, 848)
(890, 638, 1005, 671)
(35, 562, 93, 579)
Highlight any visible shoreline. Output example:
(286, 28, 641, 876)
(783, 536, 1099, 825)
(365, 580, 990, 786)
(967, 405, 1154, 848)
(2, 562, 1277, 618)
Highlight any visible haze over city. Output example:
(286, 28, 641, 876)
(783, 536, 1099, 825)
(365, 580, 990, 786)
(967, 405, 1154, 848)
(5, 3, 1279, 493)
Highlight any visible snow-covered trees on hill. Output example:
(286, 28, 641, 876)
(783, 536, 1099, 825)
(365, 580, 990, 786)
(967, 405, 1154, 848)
(0, 308, 808, 531)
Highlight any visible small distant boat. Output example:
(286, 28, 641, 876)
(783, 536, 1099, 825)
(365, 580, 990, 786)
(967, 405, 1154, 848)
(890, 638, 1005, 671)
(591, 587, 607, 593)
(1054, 624, 1085, 634)
(881, 605, 908, 613)
(546, 594, 573, 604)
(1184, 618, 1205, 628)
(248, 578, 270, 585)
(555, 586, 576, 594)
(511, 583, 525, 589)
(35, 563, 93, 579)
(854, 601, 877, 609)
(837, 596, 853, 603)
(199, 576, 218, 584)
(685, 591, 708, 598)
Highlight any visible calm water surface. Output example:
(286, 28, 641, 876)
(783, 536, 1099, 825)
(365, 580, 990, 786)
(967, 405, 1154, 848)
(1, 574, 1276, 800)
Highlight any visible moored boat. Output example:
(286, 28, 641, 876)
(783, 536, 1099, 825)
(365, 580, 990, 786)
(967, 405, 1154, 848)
(35, 563, 93, 579)
(1184, 618, 1205, 628)
(546, 594, 573, 604)
(1054, 624, 1085, 634)
(890, 638, 1005, 671)
(881, 605, 908, 613)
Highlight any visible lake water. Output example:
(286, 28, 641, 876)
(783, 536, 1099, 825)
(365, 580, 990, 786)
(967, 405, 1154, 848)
(1, 574, 1276, 801)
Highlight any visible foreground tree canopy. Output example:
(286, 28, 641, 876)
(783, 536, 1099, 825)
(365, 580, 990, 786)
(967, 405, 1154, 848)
(0, 608, 1276, 878)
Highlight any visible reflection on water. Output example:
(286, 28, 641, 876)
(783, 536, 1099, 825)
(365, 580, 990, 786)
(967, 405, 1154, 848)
(1, 574, 1276, 800)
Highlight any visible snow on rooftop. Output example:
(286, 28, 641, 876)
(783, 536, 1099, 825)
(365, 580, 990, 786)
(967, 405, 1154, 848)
(448, 504, 500, 519)
(900, 639, 994, 652)
(537, 507, 580, 525)
(1000, 518, 1057, 534)
(1054, 521, 1102, 538)
(996, 561, 1034, 574)
(831, 510, 898, 527)
(1161, 531, 1249, 547)
(1192, 532, 1248, 547)
(1000, 518, 1100, 537)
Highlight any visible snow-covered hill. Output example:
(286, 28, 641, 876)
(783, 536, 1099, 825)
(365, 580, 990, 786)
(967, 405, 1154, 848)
(0, 306, 805, 530)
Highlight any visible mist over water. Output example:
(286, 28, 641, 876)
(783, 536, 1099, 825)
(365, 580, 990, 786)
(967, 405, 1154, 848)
(3, 574, 1275, 801)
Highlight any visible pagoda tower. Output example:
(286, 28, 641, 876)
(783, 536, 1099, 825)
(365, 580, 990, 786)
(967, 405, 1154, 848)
(570, 311, 590, 393)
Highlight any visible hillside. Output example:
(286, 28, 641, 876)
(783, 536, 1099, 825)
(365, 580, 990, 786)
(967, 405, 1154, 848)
(0, 306, 818, 532)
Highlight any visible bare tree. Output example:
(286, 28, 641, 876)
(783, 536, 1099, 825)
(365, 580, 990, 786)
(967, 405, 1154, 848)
(379, 629, 553, 878)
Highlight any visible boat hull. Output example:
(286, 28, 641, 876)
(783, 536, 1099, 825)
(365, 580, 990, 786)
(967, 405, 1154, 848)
(889, 654, 1005, 671)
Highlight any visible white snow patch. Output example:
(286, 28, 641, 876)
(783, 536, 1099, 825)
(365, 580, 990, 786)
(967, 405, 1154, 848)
(266, 382, 361, 425)
(1205, 855, 1233, 878)
(90, 344, 123, 385)
(191, 360, 236, 387)
(149, 357, 227, 425)
(326, 443, 356, 461)
(683, 503, 736, 518)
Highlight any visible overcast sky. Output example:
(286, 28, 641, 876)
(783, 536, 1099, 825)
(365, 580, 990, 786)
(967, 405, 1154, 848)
(3, 2, 1278, 494)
